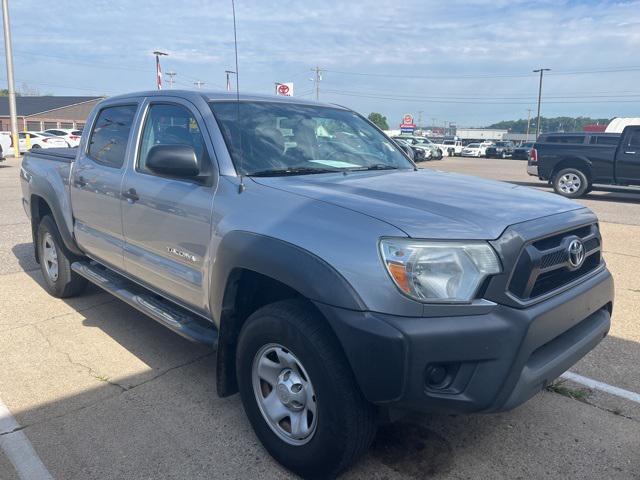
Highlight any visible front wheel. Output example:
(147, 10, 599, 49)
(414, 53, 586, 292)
(236, 300, 376, 479)
(553, 168, 589, 198)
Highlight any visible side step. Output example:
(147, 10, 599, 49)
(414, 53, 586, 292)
(71, 261, 218, 346)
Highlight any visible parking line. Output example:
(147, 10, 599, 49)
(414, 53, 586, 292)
(562, 371, 640, 405)
(0, 397, 53, 480)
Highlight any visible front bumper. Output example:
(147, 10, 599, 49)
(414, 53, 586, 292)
(317, 266, 613, 414)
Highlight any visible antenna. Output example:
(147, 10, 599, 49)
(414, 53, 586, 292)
(231, 0, 244, 193)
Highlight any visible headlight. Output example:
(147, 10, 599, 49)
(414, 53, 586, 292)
(379, 238, 501, 303)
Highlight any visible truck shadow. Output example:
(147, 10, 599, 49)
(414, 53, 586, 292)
(6, 243, 640, 479)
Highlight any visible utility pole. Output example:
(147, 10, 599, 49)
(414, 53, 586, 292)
(525, 108, 532, 141)
(417, 110, 423, 129)
(165, 71, 176, 89)
(153, 50, 168, 90)
(533, 68, 550, 138)
(312, 66, 322, 101)
(194, 80, 205, 89)
(225, 70, 236, 92)
(2, 0, 19, 158)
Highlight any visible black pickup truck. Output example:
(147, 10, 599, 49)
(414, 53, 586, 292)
(528, 128, 640, 197)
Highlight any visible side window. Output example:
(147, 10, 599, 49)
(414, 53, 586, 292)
(87, 104, 137, 168)
(138, 103, 209, 175)
(626, 131, 640, 149)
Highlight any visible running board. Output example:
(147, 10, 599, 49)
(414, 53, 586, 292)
(71, 261, 218, 346)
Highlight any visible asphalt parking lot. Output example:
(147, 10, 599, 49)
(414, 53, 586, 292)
(1, 155, 639, 479)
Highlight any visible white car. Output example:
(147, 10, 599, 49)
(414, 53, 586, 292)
(0, 132, 11, 159)
(43, 128, 83, 147)
(461, 143, 483, 157)
(478, 141, 494, 156)
(435, 139, 463, 156)
(18, 132, 69, 152)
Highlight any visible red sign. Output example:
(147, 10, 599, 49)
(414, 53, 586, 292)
(400, 124, 416, 129)
(277, 84, 290, 95)
(403, 114, 413, 125)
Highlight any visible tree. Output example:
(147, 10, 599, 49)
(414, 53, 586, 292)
(367, 112, 389, 130)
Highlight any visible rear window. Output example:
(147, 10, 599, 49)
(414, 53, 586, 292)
(87, 104, 137, 168)
(589, 135, 619, 145)
(544, 135, 586, 144)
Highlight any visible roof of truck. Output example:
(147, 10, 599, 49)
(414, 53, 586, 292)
(103, 90, 347, 109)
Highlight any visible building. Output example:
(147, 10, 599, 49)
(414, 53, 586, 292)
(455, 128, 508, 141)
(0, 96, 103, 132)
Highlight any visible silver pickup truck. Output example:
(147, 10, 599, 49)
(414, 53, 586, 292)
(20, 90, 614, 478)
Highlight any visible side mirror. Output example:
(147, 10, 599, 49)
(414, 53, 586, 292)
(146, 144, 199, 177)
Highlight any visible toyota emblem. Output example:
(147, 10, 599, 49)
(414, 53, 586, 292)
(568, 239, 585, 269)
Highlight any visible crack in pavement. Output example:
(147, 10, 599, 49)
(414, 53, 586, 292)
(0, 297, 116, 334)
(0, 349, 215, 436)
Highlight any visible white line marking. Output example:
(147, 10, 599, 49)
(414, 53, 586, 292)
(0, 397, 53, 480)
(561, 371, 640, 405)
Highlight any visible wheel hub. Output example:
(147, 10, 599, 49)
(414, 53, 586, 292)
(276, 369, 307, 411)
(42, 232, 59, 282)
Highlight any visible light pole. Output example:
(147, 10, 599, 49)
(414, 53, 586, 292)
(533, 68, 550, 138)
(153, 51, 168, 90)
(225, 70, 236, 92)
(1, 0, 19, 158)
(526, 108, 532, 141)
(165, 71, 176, 89)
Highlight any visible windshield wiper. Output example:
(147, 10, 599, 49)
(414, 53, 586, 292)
(346, 164, 399, 172)
(248, 167, 341, 177)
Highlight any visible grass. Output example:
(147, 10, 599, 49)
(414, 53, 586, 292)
(546, 379, 590, 402)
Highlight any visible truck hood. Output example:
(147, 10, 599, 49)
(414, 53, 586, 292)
(251, 169, 584, 240)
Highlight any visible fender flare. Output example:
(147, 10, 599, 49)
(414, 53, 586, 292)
(210, 231, 366, 320)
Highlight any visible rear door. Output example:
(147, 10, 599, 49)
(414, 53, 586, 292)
(615, 127, 640, 185)
(121, 98, 217, 313)
(70, 102, 139, 270)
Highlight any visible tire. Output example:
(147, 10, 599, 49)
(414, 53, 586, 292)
(37, 215, 87, 298)
(236, 299, 377, 479)
(552, 167, 589, 198)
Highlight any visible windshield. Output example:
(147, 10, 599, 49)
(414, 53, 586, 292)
(210, 101, 413, 176)
(443, 140, 455, 145)
(466, 143, 480, 148)
(495, 142, 509, 147)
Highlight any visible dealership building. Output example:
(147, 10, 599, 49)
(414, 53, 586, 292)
(0, 96, 103, 132)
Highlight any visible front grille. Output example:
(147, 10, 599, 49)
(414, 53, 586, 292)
(508, 223, 602, 301)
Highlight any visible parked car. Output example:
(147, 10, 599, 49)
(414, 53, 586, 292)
(478, 141, 494, 156)
(392, 137, 427, 161)
(397, 135, 442, 160)
(461, 143, 483, 157)
(512, 142, 535, 160)
(528, 130, 639, 198)
(485, 141, 515, 158)
(18, 132, 69, 152)
(43, 128, 83, 147)
(436, 139, 463, 156)
(0, 132, 11, 159)
(21, 90, 613, 478)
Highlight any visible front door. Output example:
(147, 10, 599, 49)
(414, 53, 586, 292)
(70, 103, 139, 271)
(616, 128, 640, 186)
(121, 99, 217, 313)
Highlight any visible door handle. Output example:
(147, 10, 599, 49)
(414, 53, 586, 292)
(624, 151, 637, 155)
(122, 188, 139, 202)
(74, 175, 86, 187)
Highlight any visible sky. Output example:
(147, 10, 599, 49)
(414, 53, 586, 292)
(2, 0, 640, 127)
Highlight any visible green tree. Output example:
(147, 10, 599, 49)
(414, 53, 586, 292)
(367, 112, 389, 130)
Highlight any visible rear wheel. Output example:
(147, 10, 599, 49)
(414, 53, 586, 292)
(553, 168, 589, 198)
(236, 300, 376, 479)
(37, 215, 87, 298)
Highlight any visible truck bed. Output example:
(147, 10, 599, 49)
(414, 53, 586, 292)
(27, 147, 77, 163)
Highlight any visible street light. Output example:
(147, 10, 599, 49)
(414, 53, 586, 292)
(1, 0, 19, 158)
(533, 68, 550, 138)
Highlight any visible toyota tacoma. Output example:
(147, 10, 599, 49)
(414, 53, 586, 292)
(20, 91, 614, 479)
